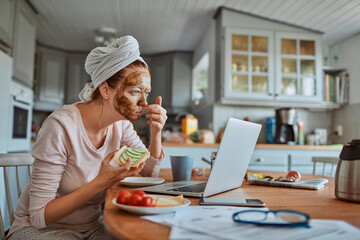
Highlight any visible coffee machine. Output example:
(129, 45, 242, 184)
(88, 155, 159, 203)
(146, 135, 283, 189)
(275, 108, 298, 144)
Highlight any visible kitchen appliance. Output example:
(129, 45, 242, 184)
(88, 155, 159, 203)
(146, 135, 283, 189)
(0, 50, 33, 153)
(7, 81, 33, 152)
(275, 108, 298, 144)
(335, 139, 360, 203)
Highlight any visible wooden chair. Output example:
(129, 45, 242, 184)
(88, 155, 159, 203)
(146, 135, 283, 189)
(0, 153, 33, 239)
(312, 156, 339, 177)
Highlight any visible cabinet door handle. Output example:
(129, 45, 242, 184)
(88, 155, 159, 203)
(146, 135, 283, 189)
(256, 157, 264, 162)
(268, 93, 273, 96)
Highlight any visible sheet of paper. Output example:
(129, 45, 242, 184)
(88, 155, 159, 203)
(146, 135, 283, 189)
(143, 206, 269, 240)
(142, 206, 360, 240)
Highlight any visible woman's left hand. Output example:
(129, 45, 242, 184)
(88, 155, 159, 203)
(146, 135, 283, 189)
(146, 96, 167, 135)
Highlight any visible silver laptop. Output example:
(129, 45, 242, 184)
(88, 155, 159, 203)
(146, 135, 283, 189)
(139, 118, 261, 197)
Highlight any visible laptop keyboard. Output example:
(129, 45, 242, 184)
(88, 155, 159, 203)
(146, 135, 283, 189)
(167, 182, 207, 193)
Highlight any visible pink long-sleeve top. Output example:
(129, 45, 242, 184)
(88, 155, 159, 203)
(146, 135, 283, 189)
(7, 104, 163, 237)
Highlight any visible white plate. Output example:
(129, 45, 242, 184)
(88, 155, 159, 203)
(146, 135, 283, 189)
(112, 195, 191, 215)
(120, 177, 165, 187)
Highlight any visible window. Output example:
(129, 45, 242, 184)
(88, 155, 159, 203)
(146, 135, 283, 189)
(192, 53, 209, 105)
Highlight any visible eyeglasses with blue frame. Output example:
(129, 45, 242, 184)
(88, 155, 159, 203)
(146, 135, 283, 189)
(233, 210, 310, 227)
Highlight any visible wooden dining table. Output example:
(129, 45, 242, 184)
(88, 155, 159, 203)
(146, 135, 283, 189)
(103, 169, 360, 240)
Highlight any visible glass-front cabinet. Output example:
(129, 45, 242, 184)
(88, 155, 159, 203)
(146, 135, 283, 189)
(222, 28, 323, 104)
(224, 28, 274, 100)
(275, 32, 322, 102)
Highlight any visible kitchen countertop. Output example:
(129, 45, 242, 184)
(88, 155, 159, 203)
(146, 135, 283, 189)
(162, 142, 343, 150)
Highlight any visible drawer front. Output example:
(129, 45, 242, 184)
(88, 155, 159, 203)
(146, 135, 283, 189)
(249, 150, 288, 166)
(290, 153, 313, 165)
(289, 150, 340, 176)
(290, 150, 340, 165)
(248, 165, 288, 172)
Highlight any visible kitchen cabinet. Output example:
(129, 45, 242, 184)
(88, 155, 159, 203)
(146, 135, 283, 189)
(215, 8, 326, 108)
(34, 47, 66, 111)
(12, 0, 37, 87)
(222, 28, 322, 104)
(249, 148, 340, 174)
(224, 28, 274, 101)
(0, 0, 15, 47)
(275, 32, 322, 102)
(149, 52, 192, 113)
(65, 54, 89, 104)
(288, 150, 340, 175)
(248, 149, 288, 172)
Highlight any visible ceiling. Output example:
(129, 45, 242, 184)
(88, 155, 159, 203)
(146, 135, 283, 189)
(30, 0, 360, 55)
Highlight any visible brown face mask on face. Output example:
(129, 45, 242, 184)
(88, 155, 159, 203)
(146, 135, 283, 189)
(113, 71, 151, 121)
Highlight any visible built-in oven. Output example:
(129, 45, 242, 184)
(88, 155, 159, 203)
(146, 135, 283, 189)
(7, 81, 33, 152)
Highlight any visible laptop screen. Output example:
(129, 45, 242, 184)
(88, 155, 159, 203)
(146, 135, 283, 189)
(203, 118, 261, 197)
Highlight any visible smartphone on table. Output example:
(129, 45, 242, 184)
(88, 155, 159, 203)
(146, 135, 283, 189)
(199, 198, 265, 207)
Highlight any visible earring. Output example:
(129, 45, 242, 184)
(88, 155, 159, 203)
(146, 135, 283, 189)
(104, 97, 108, 100)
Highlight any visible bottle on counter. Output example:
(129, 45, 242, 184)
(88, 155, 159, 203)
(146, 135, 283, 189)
(266, 117, 276, 143)
(298, 120, 305, 145)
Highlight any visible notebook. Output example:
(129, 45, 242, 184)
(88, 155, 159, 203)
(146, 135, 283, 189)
(139, 117, 261, 197)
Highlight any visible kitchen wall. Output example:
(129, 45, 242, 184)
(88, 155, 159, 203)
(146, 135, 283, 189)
(329, 32, 360, 144)
(191, 20, 216, 133)
(191, 20, 216, 112)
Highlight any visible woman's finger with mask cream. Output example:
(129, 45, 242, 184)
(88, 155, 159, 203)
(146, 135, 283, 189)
(146, 114, 166, 125)
(146, 104, 166, 115)
(156, 96, 162, 106)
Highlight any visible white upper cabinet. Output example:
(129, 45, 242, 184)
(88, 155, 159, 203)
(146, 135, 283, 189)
(275, 32, 322, 103)
(224, 28, 274, 101)
(218, 8, 324, 107)
(222, 28, 322, 104)
(12, 0, 37, 87)
(0, 0, 15, 47)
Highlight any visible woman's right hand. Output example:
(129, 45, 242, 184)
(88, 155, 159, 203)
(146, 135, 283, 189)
(94, 151, 145, 189)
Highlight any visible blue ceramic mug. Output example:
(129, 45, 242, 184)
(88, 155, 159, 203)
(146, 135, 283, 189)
(170, 155, 194, 181)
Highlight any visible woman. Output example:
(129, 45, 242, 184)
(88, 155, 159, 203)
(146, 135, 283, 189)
(7, 36, 167, 239)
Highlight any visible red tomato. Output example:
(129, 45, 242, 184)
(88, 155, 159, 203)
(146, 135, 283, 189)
(140, 196, 156, 207)
(127, 194, 143, 206)
(116, 190, 131, 205)
(133, 190, 146, 198)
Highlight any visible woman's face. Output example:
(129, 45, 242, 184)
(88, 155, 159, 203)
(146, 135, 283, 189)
(113, 67, 151, 121)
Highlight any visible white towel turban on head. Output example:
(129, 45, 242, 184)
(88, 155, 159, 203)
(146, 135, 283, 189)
(79, 35, 147, 102)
